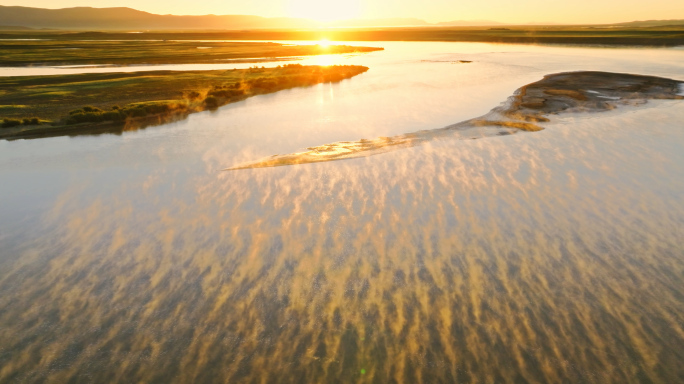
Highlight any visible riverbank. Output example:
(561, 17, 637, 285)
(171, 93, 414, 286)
(0, 64, 369, 140)
(2, 27, 683, 46)
(0, 39, 383, 67)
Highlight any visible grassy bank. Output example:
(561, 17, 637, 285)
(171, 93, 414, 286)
(0, 40, 382, 66)
(0, 64, 368, 140)
(2, 27, 683, 46)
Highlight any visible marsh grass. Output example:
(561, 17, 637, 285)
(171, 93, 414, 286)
(0, 64, 369, 138)
(0, 39, 382, 67)
(1, 28, 682, 46)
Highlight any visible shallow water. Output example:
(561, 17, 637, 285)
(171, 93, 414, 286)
(1, 42, 683, 383)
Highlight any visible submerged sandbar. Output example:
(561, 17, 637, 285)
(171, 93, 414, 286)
(227, 71, 684, 170)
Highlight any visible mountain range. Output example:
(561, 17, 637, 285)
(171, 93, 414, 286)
(0, 6, 682, 31)
(612, 19, 684, 27)
(0, 6, 503, 30)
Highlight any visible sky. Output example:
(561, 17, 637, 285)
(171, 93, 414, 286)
(2, 0, 683, 24)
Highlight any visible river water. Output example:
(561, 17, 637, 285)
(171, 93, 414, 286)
(1, 42, 683, 383)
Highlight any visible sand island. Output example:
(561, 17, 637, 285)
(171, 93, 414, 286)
(227, 71, 684, 170)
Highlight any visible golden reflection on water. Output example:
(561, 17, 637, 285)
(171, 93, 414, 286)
(1, 105, 684, 383)
(312, 54, 337, 67)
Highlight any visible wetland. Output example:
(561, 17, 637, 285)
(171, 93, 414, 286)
(0, 64, 369, 140)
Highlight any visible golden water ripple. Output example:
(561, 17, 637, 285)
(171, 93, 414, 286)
(1, 100, 684, 383)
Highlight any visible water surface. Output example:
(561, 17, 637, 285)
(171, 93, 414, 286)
(1, 42, 683, 383)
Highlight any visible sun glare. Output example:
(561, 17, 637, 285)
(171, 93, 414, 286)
(287, 0, 361, 23)
(318, 39, 331, 48)
(313, 54, 336, 66)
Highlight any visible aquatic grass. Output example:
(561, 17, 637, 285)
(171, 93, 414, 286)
(63, 101, 188, 125)
(0, 104, 27, 109)
(1, 118, 21, 128)
(0, 65, 369, 138)
(0, 39, 382, 67)
(2, 28, 682, 48)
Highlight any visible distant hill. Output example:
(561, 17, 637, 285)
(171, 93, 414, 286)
(331, 18, 431, 28)
(0, 5, 684, 31)
(436, 20, 505, 27)
(611, 19, 684, 27)
(0, 6, 317, 30)
(12, 6, 678, 31)
(0, 6, 512, 31)
(0, 25, 35, 31)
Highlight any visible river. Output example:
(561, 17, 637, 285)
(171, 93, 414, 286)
(1, 41, 683, 383)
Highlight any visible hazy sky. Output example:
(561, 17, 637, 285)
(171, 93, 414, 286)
(2, 0, 683, 24)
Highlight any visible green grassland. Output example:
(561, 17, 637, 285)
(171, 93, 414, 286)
(0, 40, 382, 66)
(0, 64, 369, 139)
(1, 26, 683, 46)
(321, 25, 684, 46)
